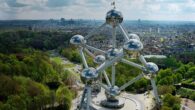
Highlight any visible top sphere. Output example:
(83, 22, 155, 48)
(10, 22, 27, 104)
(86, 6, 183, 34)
(70, 35, 86, 45)
(106, 9, 123, 26)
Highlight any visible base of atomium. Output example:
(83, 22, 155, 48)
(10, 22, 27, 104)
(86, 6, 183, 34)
(100, 97, 125, 109)
(90, 89, 139, 110)
(100, 87, 124, 109)
(72, 92, 140, 110)
(91, 97, 138, 110)
(76, 98, 125, 110)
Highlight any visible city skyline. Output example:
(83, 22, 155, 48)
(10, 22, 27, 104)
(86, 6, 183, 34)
(0, 0, 195, 21)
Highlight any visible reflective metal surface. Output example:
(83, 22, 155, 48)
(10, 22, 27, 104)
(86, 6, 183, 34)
(146, 62, 159, 73)
(106, 9, 123, 26)
(81, 67, 98, 80)
(70, 35, 86, 45)
(94, 55, 106, 64)
(123, 39, 143, 51)
(106, 48, 121, 59)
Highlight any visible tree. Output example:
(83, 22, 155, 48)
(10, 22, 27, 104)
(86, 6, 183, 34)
(175, 73, 182, 83)
(189, 93, 195, 101)
(158, 85, 175, 95)
(163, 94, 181, 110)
(173, 104, 180, 110)
(186, 67, 195, 79)
(0, 75, 20, 101)
(6, 95, 27, 110)
(56, 85, 73, 110)
(161, 106, 172, 110)
(71, 51, 81, 63)
(157, 69, 172, 79)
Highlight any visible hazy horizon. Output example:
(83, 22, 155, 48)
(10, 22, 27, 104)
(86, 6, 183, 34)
(1, 19, 195, 23)
(0, 0, 195, 21)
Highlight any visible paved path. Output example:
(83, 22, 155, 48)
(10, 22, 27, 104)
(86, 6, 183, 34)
(70, 89, 155, 110)
(181, 105, 193, 110)
(121, 93, 144, 110)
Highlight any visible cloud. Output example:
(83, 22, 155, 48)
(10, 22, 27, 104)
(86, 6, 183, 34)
(46, 0, 74, 7)
(5, 0, 27, 7)
(167, 4, 181, 12)
(0, 0, 195, 21)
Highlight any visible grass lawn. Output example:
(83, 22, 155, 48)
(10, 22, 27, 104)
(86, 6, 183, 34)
(63, 63, 75, 68)
(51, 57, 63, 64)
(51, 57, 75, 68)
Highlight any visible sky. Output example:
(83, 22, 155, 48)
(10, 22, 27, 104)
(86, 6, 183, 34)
(0, 0, 195, 21)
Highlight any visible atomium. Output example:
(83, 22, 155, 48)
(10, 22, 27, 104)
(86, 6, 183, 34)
(106, 9, 123, 26)
(70, 3, 162, 110)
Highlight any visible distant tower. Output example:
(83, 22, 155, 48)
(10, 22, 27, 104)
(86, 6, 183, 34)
(138, 19, 141, 23)
(60, 18, 66, 26)
(149, 27, 152, 33)
(157, 27, 160, 33)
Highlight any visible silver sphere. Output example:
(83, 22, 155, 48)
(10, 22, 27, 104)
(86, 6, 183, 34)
(106, 48, 121, 59)
(81, 67, 98, 81)
(70, 35, 86, 45)
(129, 34, 140, 41)
(108, 86, 120, 96)
(94, 55, 106, 64)
(146, 62, 159, 74)
(123, 39, 143, 52)
(106, 9, 123, 26)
